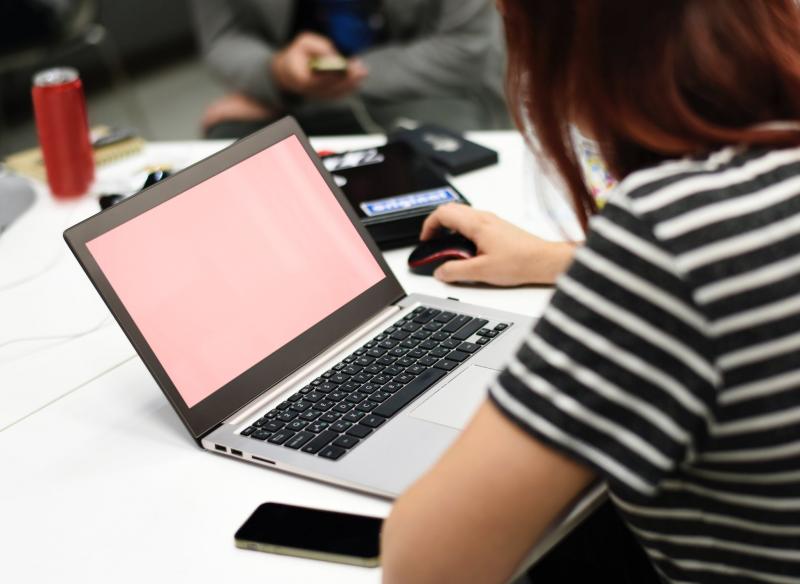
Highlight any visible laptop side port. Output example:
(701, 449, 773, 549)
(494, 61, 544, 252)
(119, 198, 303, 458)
(214, 444, 227, 452)
(231, 449, 243, 457)
(252, 455, 276, 465)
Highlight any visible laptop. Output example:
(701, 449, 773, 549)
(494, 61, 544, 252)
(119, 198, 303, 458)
(64, 117, 535, 498)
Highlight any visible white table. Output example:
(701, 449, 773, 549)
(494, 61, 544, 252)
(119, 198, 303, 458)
(0, 132, 594, 583)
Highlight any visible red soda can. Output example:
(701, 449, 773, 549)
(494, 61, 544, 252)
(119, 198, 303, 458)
(32, 67, 94, 198)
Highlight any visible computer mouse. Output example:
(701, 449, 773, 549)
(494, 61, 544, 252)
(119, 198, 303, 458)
(408, 231, 477, 276)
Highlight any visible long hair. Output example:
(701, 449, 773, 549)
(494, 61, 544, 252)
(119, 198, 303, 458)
(502, 0, 800, 231)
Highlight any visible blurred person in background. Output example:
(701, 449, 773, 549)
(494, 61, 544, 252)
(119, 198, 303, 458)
(190, 0, 509, 138)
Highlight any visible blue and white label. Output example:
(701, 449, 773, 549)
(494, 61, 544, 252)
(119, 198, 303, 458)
(360, 188, 458, 217)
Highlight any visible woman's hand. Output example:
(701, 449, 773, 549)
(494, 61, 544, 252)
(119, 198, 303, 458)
(420, 203, 576, 286)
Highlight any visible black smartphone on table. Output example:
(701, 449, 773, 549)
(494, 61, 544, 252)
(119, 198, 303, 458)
(234, 502, 383, 567)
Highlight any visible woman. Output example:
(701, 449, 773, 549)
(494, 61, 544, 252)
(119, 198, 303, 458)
(381, 1, 800, 583)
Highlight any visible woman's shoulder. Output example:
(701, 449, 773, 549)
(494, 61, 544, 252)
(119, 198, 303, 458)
(608, 144, 800, 217)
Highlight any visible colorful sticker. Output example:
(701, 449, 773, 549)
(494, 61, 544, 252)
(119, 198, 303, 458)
(360, 188, 458, 217)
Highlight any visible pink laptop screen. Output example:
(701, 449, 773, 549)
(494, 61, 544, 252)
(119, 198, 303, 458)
(87, 136, 385, 408)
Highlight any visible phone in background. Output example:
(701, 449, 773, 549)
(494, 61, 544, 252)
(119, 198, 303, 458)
(309, 55, 349, 74)
(234, 502, 383, 567)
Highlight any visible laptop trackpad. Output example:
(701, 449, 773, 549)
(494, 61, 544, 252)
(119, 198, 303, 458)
(409, 365, 500, 430)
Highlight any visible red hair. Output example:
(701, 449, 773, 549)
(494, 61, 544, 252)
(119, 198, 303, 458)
(502, 0, 800, 231)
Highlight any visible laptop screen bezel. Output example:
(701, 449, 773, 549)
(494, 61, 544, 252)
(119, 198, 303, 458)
(64, 117, 405, 439)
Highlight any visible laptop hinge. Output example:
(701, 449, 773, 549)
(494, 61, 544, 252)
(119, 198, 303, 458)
(224, 303, 412, 427)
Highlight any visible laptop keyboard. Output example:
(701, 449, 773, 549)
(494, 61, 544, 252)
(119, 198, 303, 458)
(239, 306, 509, 461)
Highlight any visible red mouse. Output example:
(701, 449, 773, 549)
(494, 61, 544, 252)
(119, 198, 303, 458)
(408, 231, 477, 276)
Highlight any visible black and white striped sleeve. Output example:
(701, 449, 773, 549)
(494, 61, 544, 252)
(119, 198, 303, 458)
(490, 192, 720, 496)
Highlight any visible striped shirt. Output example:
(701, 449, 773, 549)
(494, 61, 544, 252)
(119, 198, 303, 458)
(491, 145, 800, 583)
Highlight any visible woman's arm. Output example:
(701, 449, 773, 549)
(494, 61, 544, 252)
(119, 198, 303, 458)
(381, 401, 595, 584)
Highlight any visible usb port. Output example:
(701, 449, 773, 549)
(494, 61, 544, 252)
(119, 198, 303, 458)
(214, 444, 226, 452)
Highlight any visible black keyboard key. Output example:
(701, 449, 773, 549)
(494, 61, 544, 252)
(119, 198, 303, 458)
(333, 362, 346, 371)
(353, 373, 373, 384)
(354, 348, 367, 355)
(360, 383, 380, 394)
(418, 355, 438, 367)
(477, 328, 492, 336)
(374, 368, 447, 418)
(322, 370, 335, 378)
(389, 347, 409, 357)
(276, 401, 291, 410)
(407, 349, 426, 359)
(495, 323, 509, 331)
(343, 364, 362, 376)
(285, 431, 314, 449)
(330, 373, 350, 384)
(356, 400, 379, 412)
(299, 385, 312, 394)
(406, 364, 426, 375)
(361, 415, 386, 428)
(365, 364, 385, 375)
(319, 412, 340, 424)
(347, 425, 373, 439)
(400, 339, 420, 349)
(431, 331, 450, 341)
(307, 422, 329, 433)
(435, 311, 456, 323)
(251, 430, 272, 440)
(423, 322, 443, 332)
(331, 420, 353, 433)
(446, 350, 470, 362)
(277, 411, 297, 422)
(384, 365, 403, 376)
(263, 420, 285, 432)
(390, 330, 410, 341)
(317, 382, 337, 393)
(346, 392, 367, 403)
(264, 410, 279, 419)
(301, 430, 339, 454)
(372, 374, 391, 385)
(429, 347, 450, 358)
(319, 445, 347, 460)
(420, 340, 438, 350)
(333, 402, 353, 414)
(365, 341, 377, 348)
(333, 435, 360, 449)
(395, 373, 415, 384)
(268, 429, 295, 444)
(377, 356, 397, 366)
(300, 410, 322, 421)
(477, 337, 491, 345)
(304, 392, 323, 403)
(328, 391, 346, 402)
(383, 382, 402, 393)
(241, 426, 257, 436)
(411, 330, 431, 340)
(452, 318, 489, 341)
(441, 339, 460, 349)
(341, 382, 361, 392)
(374, 334, 388, 341)
(379, 339, 399, 349)
(396, 357, 415, 368)
(355, 356, 374, 367)
(287, 420, 308, 431)
(434, 359, 459, 371)
(368, 391, 391, 402)
(484, 330, 499, 338)
(287, 393, 303, 403)
(414, 308, 441, 323)
(367, 348, 386, 358)
(401, 322, 422, 332)
(343, 411, 365, 423)
(343, 355, 356, 363)
(457, 342, 480, 353)
(442, 314, 471, 333)
(254, 417, 270, 427)
(312, 400, 334, 411)
(413, 306, 426, 313)
(290, 401, 311, 413)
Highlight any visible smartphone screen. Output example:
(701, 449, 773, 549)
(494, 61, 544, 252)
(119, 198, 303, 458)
(234, 503, 383, 566)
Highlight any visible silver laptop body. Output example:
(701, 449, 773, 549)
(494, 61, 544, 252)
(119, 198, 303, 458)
(64, 117, 534, 499)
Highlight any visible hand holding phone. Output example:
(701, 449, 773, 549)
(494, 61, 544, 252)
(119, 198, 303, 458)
(309, 55, 349, 75)
(235, 502, 383, 567)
